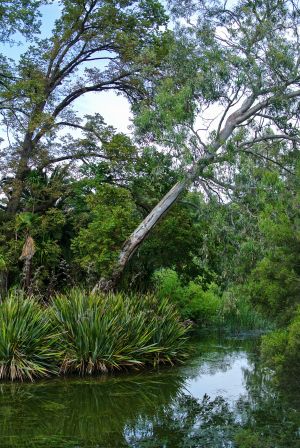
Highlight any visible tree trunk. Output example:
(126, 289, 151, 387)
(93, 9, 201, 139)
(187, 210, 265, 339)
(92, 93, 256, 293)
(92, 179, 189, 293)
(6, 133, 33, 215)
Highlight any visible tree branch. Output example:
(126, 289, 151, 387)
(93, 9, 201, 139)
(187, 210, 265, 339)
(239, 148, 295, 175)
(241, 134, 300, 147)
(39, 152, 110, 168)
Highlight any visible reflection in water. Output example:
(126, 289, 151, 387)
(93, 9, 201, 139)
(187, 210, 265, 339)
(0, 334, 299, 447)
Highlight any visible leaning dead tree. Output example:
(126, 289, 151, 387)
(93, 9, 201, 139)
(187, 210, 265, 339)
(93, 0, 300, 291)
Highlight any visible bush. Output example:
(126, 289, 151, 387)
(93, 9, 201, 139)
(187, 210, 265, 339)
(0, 292, 60, 381)
(261, 306, 300, 375)
(286, 308, 300, 363)
(183, 281, 220, 324)
(261, 330, 288, 373)
(51, 289, 188, 375)
(154, 268, 221, 325)
(154, 269, 271, 332)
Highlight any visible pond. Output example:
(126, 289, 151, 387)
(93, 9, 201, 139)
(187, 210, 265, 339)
(0, 333, 299, 447)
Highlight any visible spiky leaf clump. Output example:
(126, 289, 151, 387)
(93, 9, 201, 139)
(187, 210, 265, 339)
(52, 290, 188, 375)
(0, 293, 60, 381)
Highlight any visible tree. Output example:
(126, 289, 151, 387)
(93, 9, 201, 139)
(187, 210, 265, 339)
(0, 0, 168, 216)
(246, 165, 300, 320)
(93, 0, 300, 291)
(0, 0, 43, 42)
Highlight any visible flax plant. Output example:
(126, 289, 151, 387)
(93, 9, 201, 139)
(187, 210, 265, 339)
(52, 290, 188, 375)
(0, 292, 60, 381)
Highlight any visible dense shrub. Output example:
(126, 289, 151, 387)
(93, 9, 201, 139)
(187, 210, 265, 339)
(51, 290, 188, 375)
(286, 309, 300, 362)
(153, 269, 269, 332)
(0, 292, 60, 381)
(261, 306, 300, 376)
(154, 268, 221, 324)
(246, 254, 299, 323)
(261, 330, 288, 373)
(183, 282, 220, 324)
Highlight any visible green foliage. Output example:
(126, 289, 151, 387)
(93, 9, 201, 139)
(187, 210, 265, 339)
(154, 269, 270, 332)
(0, 255, 6, 271)
(245, 172, 300, 321)
(51, 289, 188, 374)
(132, 200, 207, 286)
(0, 289, 188, 381)
(184, 282, 220, 325)
(154, 268, 183, 301)
(71, 185, 139, 278)
(234, 428, 290, 448)
(0, 0, 43, 41)
(261, 306, 300, 376)
(219, 286, 272, 333)
(154, 268, 221, 324)
(0, 292, 60, 381)
(286, 309, 300, 362)
(261, 330, 288, 374)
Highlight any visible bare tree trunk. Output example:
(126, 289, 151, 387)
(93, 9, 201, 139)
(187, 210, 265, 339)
(92, 179, 189, 293)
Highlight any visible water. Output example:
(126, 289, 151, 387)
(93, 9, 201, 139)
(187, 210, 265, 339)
(0, 333, 299, 448)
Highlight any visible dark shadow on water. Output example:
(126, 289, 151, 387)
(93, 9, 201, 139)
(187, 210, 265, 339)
(0, 333, 299, 447)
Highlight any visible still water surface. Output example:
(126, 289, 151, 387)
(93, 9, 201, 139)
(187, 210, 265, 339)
(0, 333, 299, 447)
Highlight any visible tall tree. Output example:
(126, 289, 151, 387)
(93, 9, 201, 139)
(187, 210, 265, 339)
(0, 0, 168, 215)
(93, 0, 300, 290)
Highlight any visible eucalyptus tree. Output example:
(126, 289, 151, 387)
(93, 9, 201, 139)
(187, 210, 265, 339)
(95, 0, 300, 290)
(0, 0, 168, 215)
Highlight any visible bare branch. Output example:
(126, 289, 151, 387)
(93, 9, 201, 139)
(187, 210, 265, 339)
(39, 152, 110, 169)
(241, 134, 300, 147)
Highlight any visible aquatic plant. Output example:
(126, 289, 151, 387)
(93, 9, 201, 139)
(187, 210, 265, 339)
(51, 290, 188, 375)
(218, 287, 272, 332)
(0, 292, 60, 381)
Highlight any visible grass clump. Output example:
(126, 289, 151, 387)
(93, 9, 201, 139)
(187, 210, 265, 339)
(0, 292, 60, 381)
(51, 290, 188, 375)
(0, 289, 188, 380)
(218, 287, 272, 333)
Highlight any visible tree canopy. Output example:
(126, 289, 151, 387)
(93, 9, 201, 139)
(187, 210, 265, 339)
(0, 0, 168, 214)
